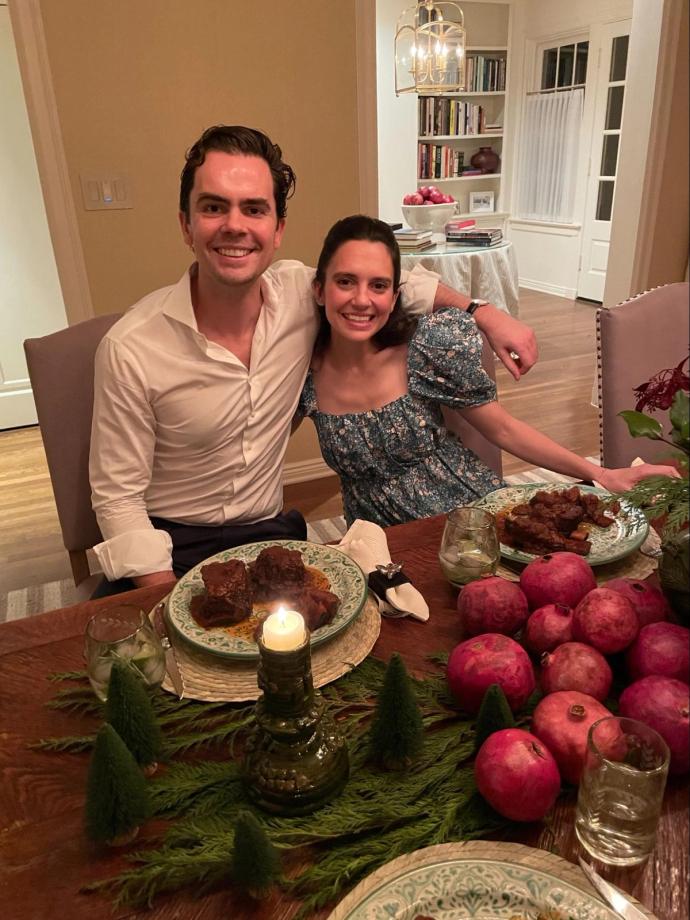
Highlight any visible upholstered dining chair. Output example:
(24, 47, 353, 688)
(597, 282, 689, 469)
(442, 332, 503, 478)
(24, 313, 122, 589)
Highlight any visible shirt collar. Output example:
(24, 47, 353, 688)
(160, 264, 199, 332)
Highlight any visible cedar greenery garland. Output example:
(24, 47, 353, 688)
(105, 660, 163, 769)
(474, 682, 516, 751)
(85, 724, 151, 845)
(369, 653, 424, 769)
(230, 810, 281, 898)
(42, 657, 528, 916)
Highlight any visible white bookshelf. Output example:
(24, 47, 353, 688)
(416, 3, 511, 225)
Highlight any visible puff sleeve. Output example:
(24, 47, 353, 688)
(408, 309, 497, 409)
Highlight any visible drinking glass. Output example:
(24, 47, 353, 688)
(84, 605, 166, 702)
(576, 716, 670, 866)
(438, 506, 499, 587)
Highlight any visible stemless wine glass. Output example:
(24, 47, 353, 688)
(576, 716, 670, 866)
(84, 605, 166, 702)
(438, 506, 500, 587)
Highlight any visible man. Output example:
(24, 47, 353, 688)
(90, 125, 537, 591)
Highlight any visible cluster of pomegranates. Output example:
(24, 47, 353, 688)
(445, 552, 689, 823)
(402, 185, 455, 205)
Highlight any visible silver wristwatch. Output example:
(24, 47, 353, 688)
(466, 299, 489, 316)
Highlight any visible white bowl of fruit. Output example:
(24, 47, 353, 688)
(402, 187, 456, 231)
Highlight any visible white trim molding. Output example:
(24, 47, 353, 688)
(518, 277, 578, 300)
(8, 0, 93, 324)
(282, 457, 334, 486)
(355, 0, 378, 216)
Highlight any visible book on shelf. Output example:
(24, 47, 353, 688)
(397, 238, 436, 252)
(446, 239, 504, 248)
(445, 218, 476, 232)
(394, 228, 433, 241)
(446, 230, 503, 246)
(386, 222, 403, 231)
(446, 228, 502, 241)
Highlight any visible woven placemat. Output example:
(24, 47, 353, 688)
(154, 595, 381, 702)
(496, 528, 661, 583)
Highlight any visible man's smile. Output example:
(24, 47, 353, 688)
(216, 245, 255, 258)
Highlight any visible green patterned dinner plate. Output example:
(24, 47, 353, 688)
(473, 482, 649, 566)
(326, 841, 656, 920)
(166, 540, 367, 660)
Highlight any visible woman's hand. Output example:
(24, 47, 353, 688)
(596, 463, 683, 494)
(471, 304, 538, 380)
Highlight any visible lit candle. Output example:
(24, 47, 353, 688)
(262, 607, 306, 651)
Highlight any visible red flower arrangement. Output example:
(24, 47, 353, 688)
(634, 357, 690, 413)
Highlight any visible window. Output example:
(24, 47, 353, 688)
(595, 33, 629, 221)
(540, 39, 589, 93)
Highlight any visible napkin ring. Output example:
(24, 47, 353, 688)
(369, 564, 409, 602)
(375, 562, 403, 580)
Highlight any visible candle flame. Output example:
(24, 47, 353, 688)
(275, 605, 287, 625)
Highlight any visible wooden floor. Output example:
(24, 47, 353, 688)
(0, 289, 600, 594)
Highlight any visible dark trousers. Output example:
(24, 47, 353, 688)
(91, 509, 307, 598)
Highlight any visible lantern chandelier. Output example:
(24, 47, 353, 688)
(394, 0, 467, 96)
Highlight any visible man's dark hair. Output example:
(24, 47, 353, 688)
(179, 125, 296, 220)
(313, 214, 417, 355)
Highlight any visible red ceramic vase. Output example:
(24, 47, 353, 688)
(470, 146, 500, 174)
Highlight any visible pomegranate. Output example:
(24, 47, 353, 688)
(519, 553, 596, 610)
(619, 676, 690, 774)
(627, 622, 690, 683)
(572, 588, 638, 654)
(531, 690, 612, 784)
(474, 728, 561, 822)
(457, 576, 529, 637)
(540, 642, 613, 701)
(605, 577, 671, 628)
(447, 633, 535, 716)
(524, 604, 574, 654)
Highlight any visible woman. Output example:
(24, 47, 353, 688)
(297, 215, 678, 527)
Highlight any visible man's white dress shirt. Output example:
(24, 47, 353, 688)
(90, 260, 438, 580)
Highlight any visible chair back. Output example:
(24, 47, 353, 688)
(24, 313, 122, 585)
(597, 283, 689, 468)
(442, 332, 503, 478)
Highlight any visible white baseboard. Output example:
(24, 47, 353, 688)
(282, 457, 334, 486)
(518, 278, 577, 299)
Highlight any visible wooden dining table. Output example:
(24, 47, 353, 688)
(0, 514, 687, 920)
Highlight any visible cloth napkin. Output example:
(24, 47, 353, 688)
(336, 519, 429, 621)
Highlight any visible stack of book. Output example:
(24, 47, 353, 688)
(394, 228, 435, 252)
(445, 227, 503, 248)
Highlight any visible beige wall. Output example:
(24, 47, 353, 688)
(39, 0, 364, 468)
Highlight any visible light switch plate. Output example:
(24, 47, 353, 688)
(80, 174, 133, 210)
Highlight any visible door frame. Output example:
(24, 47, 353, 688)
(7, 0, 93, 324)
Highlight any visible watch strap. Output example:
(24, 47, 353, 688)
(466, 299, 489, 316)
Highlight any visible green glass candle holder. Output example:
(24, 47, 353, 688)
(242, 629, 349, 815)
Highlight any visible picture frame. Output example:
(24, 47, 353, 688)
(469, 191, 495, 213)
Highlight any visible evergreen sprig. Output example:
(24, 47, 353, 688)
(46, 652, 504, 913)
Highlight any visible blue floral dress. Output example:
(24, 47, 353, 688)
(298, 310, 505, 527)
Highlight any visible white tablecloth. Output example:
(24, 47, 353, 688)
(401, 240, 519, 317)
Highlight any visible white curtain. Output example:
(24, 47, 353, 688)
(516, 88, 584, 223)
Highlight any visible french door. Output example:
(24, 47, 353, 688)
(576, 21, 631, 302)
